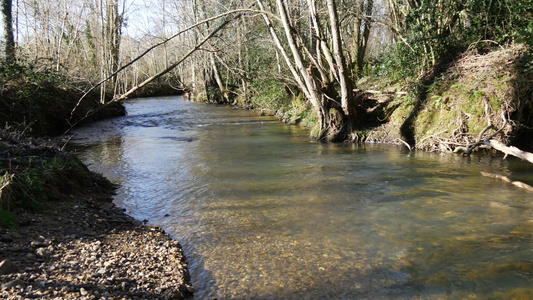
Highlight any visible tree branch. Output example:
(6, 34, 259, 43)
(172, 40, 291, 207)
(69, 8, 257, 120)
(488, 140, 533, 164)
(64, 13, 241, 133)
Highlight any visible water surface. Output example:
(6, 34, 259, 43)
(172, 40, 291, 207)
(71, 96, 533, 299)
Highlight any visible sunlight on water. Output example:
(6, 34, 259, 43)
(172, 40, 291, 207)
(70, 96, 533, 299)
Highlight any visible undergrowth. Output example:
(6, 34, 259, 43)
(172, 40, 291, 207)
(0, 130, 117, 219)
(0, 60, 125, 135)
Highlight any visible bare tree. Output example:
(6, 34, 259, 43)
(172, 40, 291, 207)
(351, 0, 374, 76)
(2, 0, 15, 62)
(256, 0, 357, 140)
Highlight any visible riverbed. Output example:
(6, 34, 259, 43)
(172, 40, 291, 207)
(70, 96, 533, 299)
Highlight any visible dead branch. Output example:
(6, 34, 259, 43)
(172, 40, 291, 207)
(354, 89, 407, 95)
(114, 17, 235, 101)
(488, 140, 533, 164)
(398, 138, 412, 151)
(481, 172, 533, 193)
(417, 129, 448, 147)
(461, 110, 507, 156)
(64, 14, 241, 134)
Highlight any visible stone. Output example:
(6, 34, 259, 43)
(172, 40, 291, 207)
(31, 240, 50, 248)
(1, 279, 27, 290)
(0, 193, 192, 299)
(179, 284, 194, 294)
(36, 247, 50, 257)
(0, 259, 18, 275)
(0, 233, 13, 242)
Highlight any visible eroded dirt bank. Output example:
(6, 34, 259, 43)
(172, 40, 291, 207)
(359, 44, 533, 152)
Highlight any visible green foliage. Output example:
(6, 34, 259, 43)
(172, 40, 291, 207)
(0, 152, 99, 212)
(250, 79, 291, 112)
(431, 95, 443, 109)
(370, 43, 419, 82)
(373, 0, 533, 82)
(468, 0, 533, 47)
(0, 209, 16, 229)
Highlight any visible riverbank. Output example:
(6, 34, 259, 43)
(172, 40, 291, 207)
(359, 43, 533, 152)
(222, 44, 532, 152)
(0, 61, 195, 298)
(0, 134, 193, 299)
(0, 197, 193, 299)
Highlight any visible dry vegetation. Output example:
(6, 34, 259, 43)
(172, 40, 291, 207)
(364, 44, 533, 152)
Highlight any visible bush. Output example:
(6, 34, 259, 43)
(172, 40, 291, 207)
(250, 79, 291, 112)
(0, 60, 125, 134)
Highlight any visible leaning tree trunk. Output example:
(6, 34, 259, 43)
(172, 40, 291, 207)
(274, 0, 328, 137)
(326, 0, 355, 119)
(256, 0, 325, 130)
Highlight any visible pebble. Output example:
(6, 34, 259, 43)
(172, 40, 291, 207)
(1, 279, 27, 291)
(30, 240, 50, 248)
(0, 197, 193, 299)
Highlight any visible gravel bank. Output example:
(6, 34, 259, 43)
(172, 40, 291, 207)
(0, 195, 193, 299)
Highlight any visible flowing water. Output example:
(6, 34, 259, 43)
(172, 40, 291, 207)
(70, 96, 533, 299)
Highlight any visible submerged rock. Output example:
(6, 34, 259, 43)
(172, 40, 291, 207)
(0, 260, 18, 275)
(1, 279, 27, 291)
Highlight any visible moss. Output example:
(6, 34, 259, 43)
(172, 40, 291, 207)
(310, 124, 324, 139)
(365, 44, 533, 151)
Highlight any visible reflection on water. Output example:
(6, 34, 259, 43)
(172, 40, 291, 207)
(70, 96, 533, 299)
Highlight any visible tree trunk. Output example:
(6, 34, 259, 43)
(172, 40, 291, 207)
(2, 0, 15, 63)
(307, 0, 337, 83)
(351, 0, 363, 69)
(326, 0, 355, 119)
(357, 0, 373, 75)
(105, 0, 123, 93)
(274, 0, 327, 136)
(209, 52, 228, 102)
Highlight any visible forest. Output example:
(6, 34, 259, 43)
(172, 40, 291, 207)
(0, 0, 532, 219)
(1, 0, 533, 298)
(0, 0, 531, 144)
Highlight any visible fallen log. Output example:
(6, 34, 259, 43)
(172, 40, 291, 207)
(488, 140, 533, 164)
(481, 172, 533, 193)
(353, 89, 407, 95)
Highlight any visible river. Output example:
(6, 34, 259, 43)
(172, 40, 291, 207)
(70, 96, 533, 299)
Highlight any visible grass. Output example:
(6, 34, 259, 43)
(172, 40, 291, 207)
(0, 133, 116, 216)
